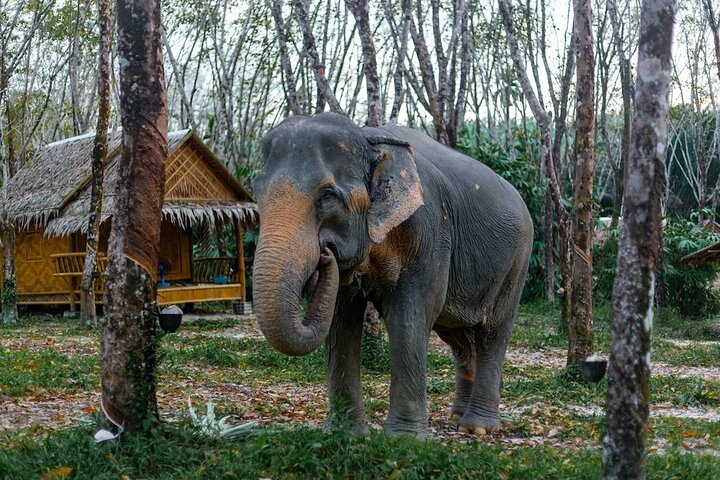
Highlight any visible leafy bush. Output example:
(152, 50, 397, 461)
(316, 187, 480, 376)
(663, 216, 720, 316)
(594, 214, 720, 317)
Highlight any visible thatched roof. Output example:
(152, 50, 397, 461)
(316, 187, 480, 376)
(1, 130, 257, 236)
(679, 241, 720, 266)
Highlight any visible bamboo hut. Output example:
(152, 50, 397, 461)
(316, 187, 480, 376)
(0, 129, 257, 308)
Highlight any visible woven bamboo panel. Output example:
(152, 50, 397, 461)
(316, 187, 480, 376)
(19, 292, 74, 304)
(193, 257, 237, 283)
(17, 232, 72, 294)
(165, 145, 236, 201)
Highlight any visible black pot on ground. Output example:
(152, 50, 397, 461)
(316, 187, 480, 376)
(158, 305, 183, 333)
(581, 356, 608, 383)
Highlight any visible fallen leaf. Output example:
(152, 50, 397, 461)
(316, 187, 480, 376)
(42, 466, 73, 479)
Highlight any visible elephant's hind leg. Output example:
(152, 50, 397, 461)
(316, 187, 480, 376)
(435, 327, 476, 420)
(457, 270, 524, 435)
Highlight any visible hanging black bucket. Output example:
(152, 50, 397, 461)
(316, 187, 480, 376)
(159, 305, 183, 333)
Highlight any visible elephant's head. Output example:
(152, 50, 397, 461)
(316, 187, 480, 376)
(252, 113, 424, 356)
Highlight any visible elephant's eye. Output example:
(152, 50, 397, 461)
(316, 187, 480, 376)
(316, 188, 341, 212)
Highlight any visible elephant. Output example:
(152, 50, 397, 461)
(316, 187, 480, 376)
(252, 112, 533, 436)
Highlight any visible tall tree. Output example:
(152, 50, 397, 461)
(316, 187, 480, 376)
(100, 0, 168, 432)
(567, 0, 595, 366)
(346, 0, 383, 126)
(294, 0, 344, 114)
(602, 0, 677, 477)
(498, 0, 572, 336)
(0, 0, 55, 325)
(607, 0, 634, 228)
(269, 0, 305, 116)
(80, 0, 113, 327)
(1, 53, 18, 325)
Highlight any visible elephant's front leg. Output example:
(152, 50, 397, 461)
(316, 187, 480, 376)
(384, 310, 429, 436)
(325, 293, 367, 434)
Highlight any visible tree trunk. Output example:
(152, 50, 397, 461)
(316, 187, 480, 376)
(543, 190, 555, 301)
(100, 0, 168, 433)
(387, 0, 410, 123)
(294, 0, 344, 115)
(568, 0, 595, 367)
(346, 0, 383, 126)
(1, 224, 18, 325)
(270, 0, 305, 116)
(602, 1, 676, 477)
(499, 0, 571, 327)
(80, 0, 112, 327)
(1, 62, 18, 326)
(704, 0, 720, 83)
(608, 0, 633, 228)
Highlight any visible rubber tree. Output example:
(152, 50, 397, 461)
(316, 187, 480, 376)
(602, 0, 677, 477)
(100, 0, 168, 432)
(80, 0, 112, 327)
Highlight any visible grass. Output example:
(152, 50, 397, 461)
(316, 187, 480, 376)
(2, 303, 720, 478)
(0, 348, 98, 396)
(162, 335, 328, 383)
(3, 425, 720, 480)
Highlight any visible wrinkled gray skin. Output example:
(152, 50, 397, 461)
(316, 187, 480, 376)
(252, 113, 533, 436)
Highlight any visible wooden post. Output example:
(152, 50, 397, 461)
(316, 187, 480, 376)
(236, 220, 246, 301)
(69, 234, 78, 312)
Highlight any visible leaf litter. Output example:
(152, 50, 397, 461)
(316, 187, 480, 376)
(1, 315, 719, 454)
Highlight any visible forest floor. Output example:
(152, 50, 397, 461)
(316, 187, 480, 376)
(1, 302, 719, 478)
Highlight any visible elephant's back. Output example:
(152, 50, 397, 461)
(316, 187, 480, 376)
(379, 125, 533, 317)
(377, 124, 530, 225)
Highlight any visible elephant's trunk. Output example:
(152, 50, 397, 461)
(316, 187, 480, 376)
(252, 193, 339, 356)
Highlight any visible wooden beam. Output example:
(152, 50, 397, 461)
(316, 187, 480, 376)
(236, 220, 246, 301)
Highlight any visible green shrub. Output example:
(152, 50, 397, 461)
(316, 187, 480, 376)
(594, 214, 720, 317)
(663, 216, 720, 316)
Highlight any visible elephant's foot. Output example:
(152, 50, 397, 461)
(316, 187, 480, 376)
(384, 416, 428, 439)
(457, 410, 500, 436)
(449, 401, 468, 420)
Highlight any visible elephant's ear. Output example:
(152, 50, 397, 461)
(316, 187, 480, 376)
(364, 133, 424, 244)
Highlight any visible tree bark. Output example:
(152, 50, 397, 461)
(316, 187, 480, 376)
(294, 0, 344, 115)
(608, 0, 632, 228)
(543, 190, 555, 301)
(100, 0, 168, 433)
(499, 0, 571, 325)
(270, 0, 305, 116)
(80, 0, 113, 327)
(704, 0, 720, 83)
(602, 0, 677, 477)
(69, 0, 91, 135)
(568, 0, 595, 367)
(346, 0, 383, 126)
(1, 60, 18, 326)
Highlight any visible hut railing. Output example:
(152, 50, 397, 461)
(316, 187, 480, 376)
(193, 256, 237, 283)
(51, 252, 108, 277)
(50, 252, 107, 277)
(50, 252, 108, 302)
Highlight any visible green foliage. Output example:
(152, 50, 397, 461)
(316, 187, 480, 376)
(4, 425, 720, 479)
(663, 216, 720, 316)
(593, 214, 720, 317)
(457, 123, 549, 300)
(361, 328, 390, 374)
